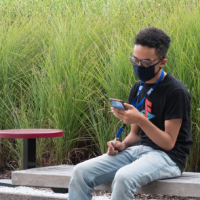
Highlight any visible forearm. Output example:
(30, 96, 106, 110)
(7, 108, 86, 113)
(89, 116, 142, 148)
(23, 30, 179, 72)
(122, 131, 140, 149)
(137, 115, 174, 151)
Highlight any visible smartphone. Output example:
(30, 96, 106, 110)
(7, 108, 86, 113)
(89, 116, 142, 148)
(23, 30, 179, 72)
(109, 98, 125, 110)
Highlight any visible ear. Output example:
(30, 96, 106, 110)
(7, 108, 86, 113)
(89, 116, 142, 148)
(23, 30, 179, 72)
(160, 59, 167, 67)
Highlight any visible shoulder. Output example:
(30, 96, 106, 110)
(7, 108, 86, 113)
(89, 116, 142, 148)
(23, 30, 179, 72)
(163, 74, 191, 110)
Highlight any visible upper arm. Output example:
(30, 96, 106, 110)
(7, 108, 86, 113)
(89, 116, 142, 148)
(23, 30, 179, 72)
(164, 88, 189, 150)
(165, 118, 182, 149)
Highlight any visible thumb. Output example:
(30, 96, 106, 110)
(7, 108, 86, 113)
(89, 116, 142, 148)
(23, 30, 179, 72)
(123, 103, 134, 110)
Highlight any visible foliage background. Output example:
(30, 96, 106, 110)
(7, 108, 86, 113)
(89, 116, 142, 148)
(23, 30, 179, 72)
(0, 0, 199, 172)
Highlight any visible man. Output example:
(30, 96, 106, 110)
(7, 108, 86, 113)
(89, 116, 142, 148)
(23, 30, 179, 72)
(68, 27, 192, 200)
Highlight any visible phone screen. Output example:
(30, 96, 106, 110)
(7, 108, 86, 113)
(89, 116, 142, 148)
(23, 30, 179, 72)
(110, 100, 125, 110)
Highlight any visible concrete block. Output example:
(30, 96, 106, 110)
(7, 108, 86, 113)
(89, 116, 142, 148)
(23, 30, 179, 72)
(12, 165, 73, 188)
(137, 172, 200, 197)
(12, 165, 200, 197)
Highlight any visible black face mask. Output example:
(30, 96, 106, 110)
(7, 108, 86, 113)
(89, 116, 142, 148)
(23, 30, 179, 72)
(133, 61, 161, 82)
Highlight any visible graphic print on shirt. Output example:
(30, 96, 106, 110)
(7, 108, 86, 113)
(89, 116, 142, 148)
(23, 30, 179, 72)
(140, 99, 155, 120)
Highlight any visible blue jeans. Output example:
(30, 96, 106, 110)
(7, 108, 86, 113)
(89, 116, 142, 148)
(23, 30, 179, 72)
(68, 145, 181, 200)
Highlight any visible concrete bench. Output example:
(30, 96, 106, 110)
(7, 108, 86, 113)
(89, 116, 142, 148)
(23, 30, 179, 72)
(11, 165, 200, 197)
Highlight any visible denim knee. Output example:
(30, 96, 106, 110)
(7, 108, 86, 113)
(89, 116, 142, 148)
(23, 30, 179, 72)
(69, 162, 94, 200)
(72, 162, 89, 181)
(112, 168, 136, 192)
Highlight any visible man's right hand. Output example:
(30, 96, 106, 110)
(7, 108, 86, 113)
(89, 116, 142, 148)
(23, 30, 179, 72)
(107, 141, 126, 155)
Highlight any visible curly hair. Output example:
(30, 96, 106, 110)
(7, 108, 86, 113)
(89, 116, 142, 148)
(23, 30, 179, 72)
(134, 27, 171, 58)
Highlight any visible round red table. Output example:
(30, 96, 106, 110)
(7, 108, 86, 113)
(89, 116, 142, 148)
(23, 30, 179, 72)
(0, 129, 63, 169)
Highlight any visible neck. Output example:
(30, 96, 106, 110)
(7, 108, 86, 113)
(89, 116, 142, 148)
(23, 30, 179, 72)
(145, 70, 166, 84)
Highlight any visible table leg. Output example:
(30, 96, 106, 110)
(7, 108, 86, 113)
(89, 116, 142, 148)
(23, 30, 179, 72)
(23, 139, 36, 169)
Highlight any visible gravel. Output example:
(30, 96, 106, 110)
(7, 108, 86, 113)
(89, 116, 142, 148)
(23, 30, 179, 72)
(0, 186, 112, 200)
(0, 186, 200, 200)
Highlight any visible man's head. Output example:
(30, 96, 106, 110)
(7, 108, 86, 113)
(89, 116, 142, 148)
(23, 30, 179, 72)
(134, 27, 171, 58)
(131, 27, 170, 83)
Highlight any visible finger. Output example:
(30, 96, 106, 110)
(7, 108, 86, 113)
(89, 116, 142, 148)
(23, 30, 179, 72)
(107, 147, 118, 155)
(107, 141, 120, 153)
(107, 141, 114, 148)
(111, 143, 120, 151)
(111, 107, 125, 114)
(112, 111, 124, 120)
(112, 141, 121, 148)
(108, 144, 116, 152)
(123, 103, 134, 110)
(111, 107, 124, 117)
(107, 142, 117, 152)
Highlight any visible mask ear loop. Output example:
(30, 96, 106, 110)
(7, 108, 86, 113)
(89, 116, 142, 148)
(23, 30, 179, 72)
(155, 67, 161, 75)
(154, 58, 164, 75)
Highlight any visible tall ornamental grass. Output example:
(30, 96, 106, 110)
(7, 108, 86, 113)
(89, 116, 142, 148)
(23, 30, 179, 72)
(0, 0, 199, 171)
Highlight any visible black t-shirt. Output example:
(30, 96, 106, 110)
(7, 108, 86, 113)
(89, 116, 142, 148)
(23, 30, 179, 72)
(127, 73, 192, 173)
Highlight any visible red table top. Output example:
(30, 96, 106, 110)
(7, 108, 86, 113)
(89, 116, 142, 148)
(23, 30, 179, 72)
(0, 129, 63, 139)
